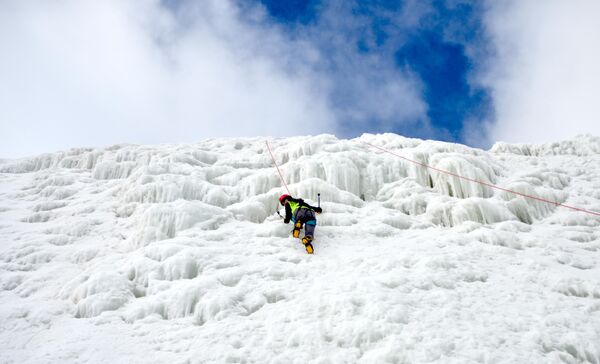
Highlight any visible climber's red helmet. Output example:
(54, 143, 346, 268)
(278, 194, 291, 205)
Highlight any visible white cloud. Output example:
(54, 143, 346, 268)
(480, 0, 600, 144)
(0, 0, 337, 158)
(0, 0, 439, 158)
(306, 1, 430, 134)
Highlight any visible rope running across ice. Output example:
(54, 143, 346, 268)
(361, 140, 600, 217)
(266, 140, 291, 195)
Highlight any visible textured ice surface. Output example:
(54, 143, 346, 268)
(1, 133, 599, 363)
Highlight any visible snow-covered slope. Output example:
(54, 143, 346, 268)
(1, 134, 599, 363)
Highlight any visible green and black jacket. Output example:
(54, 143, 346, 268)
(284, 197, 320, 224)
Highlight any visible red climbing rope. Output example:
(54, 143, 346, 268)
(361, 140, 600, 217)
(266, 140, 291, 195)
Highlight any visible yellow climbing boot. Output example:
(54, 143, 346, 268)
(302, 237, 314, 254)
(293, 221, 302, 238)
(304, 242, 314, 254)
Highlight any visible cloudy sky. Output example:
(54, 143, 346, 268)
(1, 0, 599, 158)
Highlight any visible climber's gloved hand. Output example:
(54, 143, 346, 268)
(314, 207, 322, 214)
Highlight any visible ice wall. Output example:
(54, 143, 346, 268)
(2, 133, 589, 238)
(2, 133, 599, 364)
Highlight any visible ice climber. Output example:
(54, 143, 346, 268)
(279, 194, 322, 254)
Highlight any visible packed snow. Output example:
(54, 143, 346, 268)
(1, 133, 599, 363)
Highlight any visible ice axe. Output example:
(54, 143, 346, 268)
(317, 193, 321, 213)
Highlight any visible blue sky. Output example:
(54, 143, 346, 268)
(251, 0, 493, 143)
(1, 0, 599, 157)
